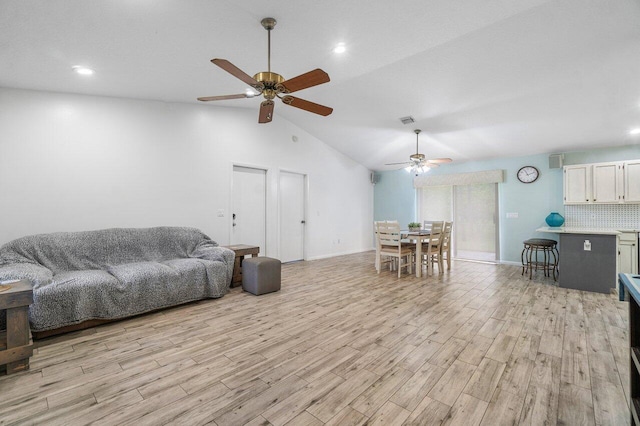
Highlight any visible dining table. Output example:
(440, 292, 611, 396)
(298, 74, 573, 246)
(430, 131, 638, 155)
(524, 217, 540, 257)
(401, 229, 431, 278)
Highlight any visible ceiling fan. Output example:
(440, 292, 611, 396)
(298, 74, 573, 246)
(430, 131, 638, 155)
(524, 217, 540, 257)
(385, 129, 452, 175)
(197, 17, 333, 123)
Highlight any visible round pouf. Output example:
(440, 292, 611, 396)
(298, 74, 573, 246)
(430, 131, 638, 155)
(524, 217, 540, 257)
(242, 257, 281, 295)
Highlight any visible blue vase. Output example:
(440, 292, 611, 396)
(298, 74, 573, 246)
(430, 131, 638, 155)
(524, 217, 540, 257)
(545, 212, 565, 227)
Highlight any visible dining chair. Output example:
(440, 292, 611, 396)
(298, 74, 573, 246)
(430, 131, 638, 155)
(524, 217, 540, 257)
(374, 220, 398, 272)
(376, 221, 415, 278)
(421, 221, 444, 276)
(441, 221, 453, 270)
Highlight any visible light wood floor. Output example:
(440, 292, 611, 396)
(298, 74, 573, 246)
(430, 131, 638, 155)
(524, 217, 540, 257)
(0, 252, 631, 425)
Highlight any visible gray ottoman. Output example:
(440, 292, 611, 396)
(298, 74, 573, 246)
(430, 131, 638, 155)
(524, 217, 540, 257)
(242, 257, 281, 295)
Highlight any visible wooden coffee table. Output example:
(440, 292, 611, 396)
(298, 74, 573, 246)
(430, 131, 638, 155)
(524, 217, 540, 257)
(223, 245, 260, 287)
(0, 279, 34, 375)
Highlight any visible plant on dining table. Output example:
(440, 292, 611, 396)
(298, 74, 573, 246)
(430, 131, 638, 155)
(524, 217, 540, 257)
(408, 222, 421, 231)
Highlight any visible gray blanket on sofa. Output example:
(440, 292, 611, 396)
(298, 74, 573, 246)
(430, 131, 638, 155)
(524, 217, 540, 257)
(0, 227, 235, 332)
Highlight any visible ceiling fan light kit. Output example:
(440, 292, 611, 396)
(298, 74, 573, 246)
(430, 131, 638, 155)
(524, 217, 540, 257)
(198, 17, 333, 123)
(386, 129, 453, 175)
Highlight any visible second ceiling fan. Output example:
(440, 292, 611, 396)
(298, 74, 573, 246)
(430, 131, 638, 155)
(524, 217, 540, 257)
(385, 129, 452, 175)
(198, 17, 333, 123)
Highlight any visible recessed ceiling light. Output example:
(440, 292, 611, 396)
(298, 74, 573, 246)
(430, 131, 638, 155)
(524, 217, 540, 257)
(72, 66, 94, 76)
(630, 128, 640, 135)
(333, 43, 346, 54)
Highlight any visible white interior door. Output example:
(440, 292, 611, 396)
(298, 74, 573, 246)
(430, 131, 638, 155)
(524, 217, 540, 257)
(232, 166, 266, 254)
(279, 171, 305, 263)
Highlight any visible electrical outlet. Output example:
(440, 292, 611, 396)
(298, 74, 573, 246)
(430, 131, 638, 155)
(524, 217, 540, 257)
(216, 209, 225, 217)
(584, 240, 591, 251)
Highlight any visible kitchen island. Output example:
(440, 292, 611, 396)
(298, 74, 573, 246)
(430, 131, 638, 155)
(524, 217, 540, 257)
(536, 227, 620, 294)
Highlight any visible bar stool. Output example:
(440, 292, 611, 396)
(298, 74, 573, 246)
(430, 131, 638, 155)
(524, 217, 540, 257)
(521, 238, 559, 281)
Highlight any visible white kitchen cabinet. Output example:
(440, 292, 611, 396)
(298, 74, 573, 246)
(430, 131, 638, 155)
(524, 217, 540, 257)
(563, 159, 640, 205)
(592, 162, 620, 203)
(624, 160, 640, 203)
(564, 165, 591, 204)
(618, 232, 638, 275)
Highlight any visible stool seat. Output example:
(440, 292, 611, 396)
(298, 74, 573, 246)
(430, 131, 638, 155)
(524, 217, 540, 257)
(242, 257, 281, 295)
(522, 238, 559, 281)
(524, 238, 556, 247)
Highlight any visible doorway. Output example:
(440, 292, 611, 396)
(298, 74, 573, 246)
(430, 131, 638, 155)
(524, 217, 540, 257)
(231, 166, 266, 255)
(418, 183, 499, 263)
(453, 183, 498, 262)
(279, 171, 306, 263)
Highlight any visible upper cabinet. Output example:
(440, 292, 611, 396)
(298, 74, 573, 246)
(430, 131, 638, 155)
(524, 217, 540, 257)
(625, 160, 640, 203)
(564, 160, 640, 205)
(592, 162, 620, 203)
(564, 165, 591, 204)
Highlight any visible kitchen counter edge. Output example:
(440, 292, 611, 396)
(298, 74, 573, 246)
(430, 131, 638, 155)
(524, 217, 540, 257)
(535, 227, 628, 235)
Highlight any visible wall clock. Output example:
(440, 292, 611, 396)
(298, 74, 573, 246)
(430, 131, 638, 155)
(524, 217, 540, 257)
(517, 166, 539, 183)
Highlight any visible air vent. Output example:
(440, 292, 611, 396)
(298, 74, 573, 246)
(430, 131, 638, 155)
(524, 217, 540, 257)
(399, 116, 415, 125)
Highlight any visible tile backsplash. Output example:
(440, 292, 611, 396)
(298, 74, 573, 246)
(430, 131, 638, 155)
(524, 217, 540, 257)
(565, 204, 640, 229)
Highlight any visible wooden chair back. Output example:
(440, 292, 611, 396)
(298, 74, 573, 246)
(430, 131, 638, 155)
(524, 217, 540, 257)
(376, 221, 402, 248)
(441, 221, 453, 249)
(426, 221, 444, 246)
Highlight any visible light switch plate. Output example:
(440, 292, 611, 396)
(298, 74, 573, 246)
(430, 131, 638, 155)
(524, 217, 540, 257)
(217, 209, 225, 217)
(506, 212, 518, 218)
(584, 240, 591, 251)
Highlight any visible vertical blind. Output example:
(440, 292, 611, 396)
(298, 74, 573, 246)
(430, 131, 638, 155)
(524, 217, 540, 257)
(416, 170, 502, 262)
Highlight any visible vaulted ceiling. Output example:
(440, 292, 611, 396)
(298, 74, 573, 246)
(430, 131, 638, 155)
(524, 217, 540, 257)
(1, 0, 639, 170)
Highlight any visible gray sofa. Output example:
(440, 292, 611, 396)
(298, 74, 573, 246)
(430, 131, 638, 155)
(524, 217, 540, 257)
(0, 227, 235, 335)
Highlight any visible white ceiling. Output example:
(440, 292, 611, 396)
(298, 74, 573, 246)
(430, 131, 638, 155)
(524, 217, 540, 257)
(2, 0, 640, 171)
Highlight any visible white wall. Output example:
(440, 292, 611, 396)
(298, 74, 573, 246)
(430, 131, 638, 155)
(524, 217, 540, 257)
(0, 87, 374, 260)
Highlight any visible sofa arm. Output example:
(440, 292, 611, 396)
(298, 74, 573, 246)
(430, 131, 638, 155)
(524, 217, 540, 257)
(192, 246, 235, 285)
(192, 246, 235, 264)
(0, 263, 53, 289)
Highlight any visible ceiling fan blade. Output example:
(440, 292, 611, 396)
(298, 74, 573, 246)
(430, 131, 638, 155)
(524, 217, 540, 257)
(258, 100, 275, 123)
(281, 96, 333, 116)
(280, 69, 330, 93)
(211, 58, 260, 87)
(425, 163, 439, 168)
(427, 158, 453, 164)
(385, 161, 411, 166)
(197, 94, 249, 102)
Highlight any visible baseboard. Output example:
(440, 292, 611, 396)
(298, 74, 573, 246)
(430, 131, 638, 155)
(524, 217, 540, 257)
(499, 260, 522, 266)
(305, 251, 524, 265)
(307, 248, 374, 261)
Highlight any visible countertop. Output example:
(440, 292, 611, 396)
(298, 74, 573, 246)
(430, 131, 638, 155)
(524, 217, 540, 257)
(535, 227, 639, 235)
(620, 273, 640, 302)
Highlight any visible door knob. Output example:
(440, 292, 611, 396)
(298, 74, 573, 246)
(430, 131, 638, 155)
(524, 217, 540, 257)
(301, 220, 306, 224)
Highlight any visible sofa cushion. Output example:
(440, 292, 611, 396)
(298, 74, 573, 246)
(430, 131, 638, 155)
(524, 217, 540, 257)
(30, 269, 121, 330)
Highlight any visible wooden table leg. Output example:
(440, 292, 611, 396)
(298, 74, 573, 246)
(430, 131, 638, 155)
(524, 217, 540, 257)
(5, 306, 31, 374)
(415, 236, 423, 278)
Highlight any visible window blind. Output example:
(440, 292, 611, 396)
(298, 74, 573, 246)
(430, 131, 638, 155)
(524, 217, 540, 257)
(414, 169, 504, 188)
